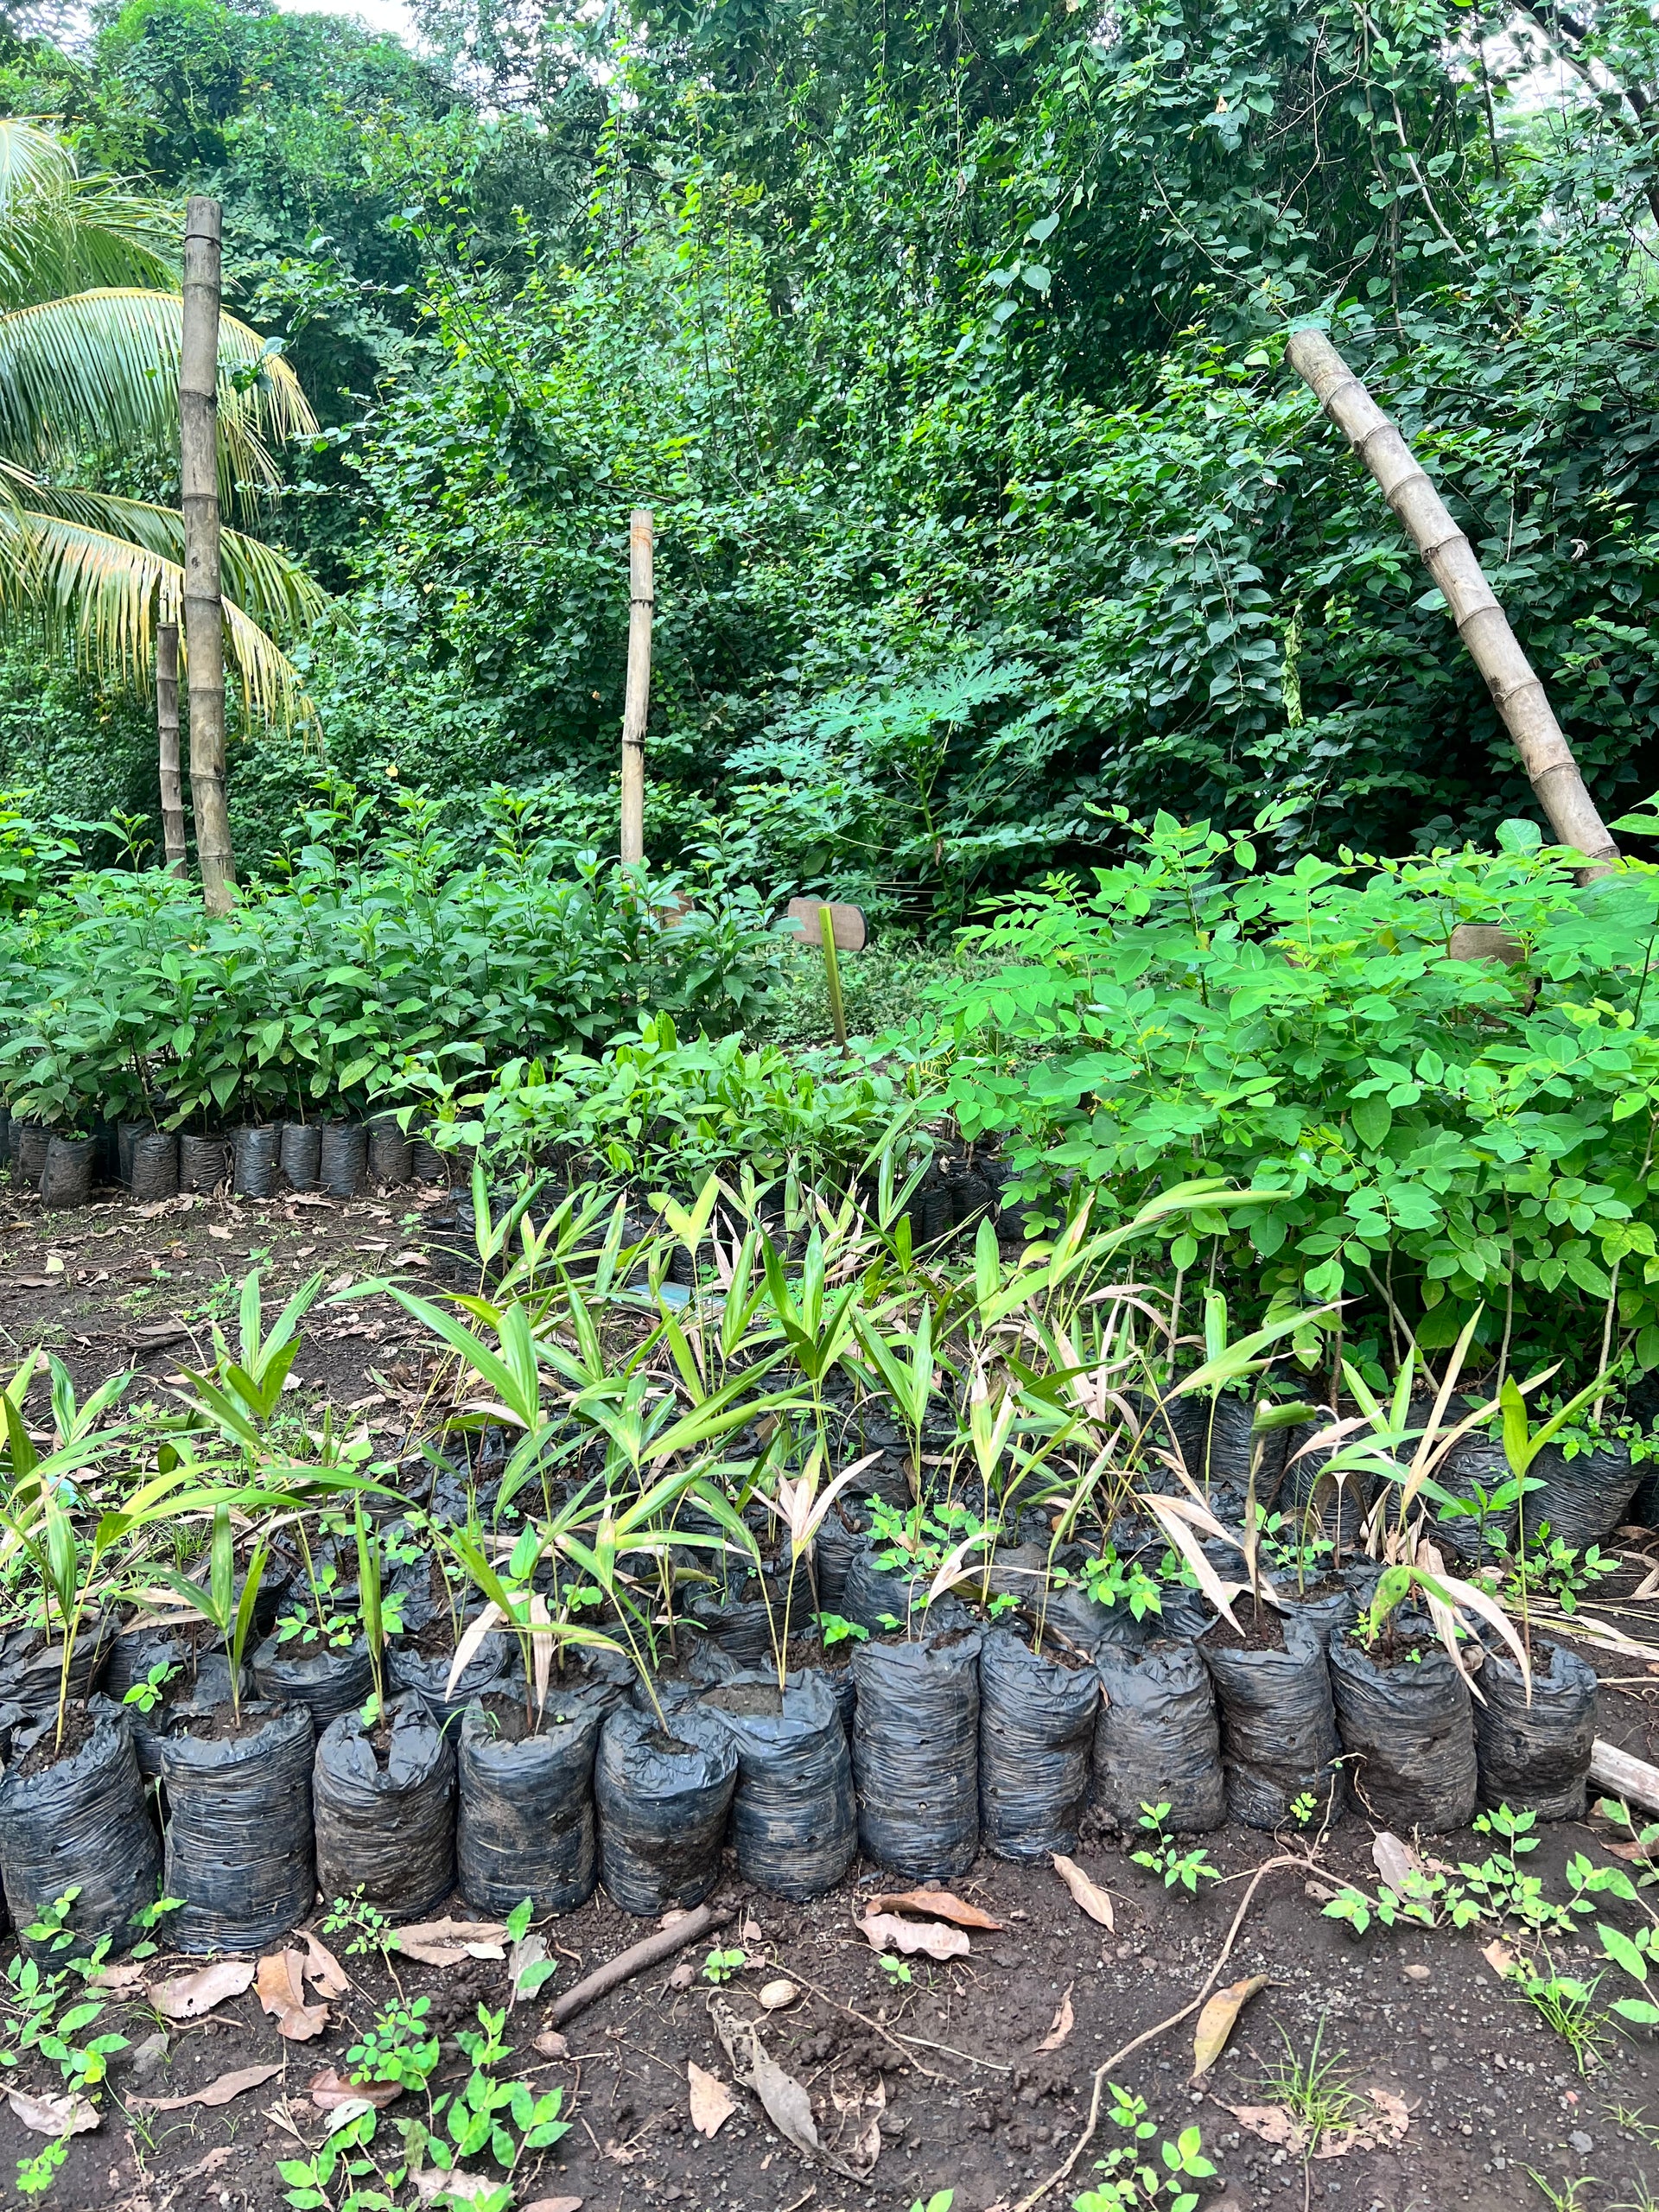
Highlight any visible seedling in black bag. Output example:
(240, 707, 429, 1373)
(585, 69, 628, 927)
(1130, 1803, 1219, 1895)
(156, 1503, 272, 1729)
(121, 1661, 178, 1716)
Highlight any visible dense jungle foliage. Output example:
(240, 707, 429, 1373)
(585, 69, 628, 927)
(0, 0, 1656, 906)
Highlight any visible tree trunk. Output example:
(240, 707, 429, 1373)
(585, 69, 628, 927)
(181, 195, 235, 916)
(156, 621, 186, 876)
(1286, 327, 1618, 873)
(620, 508, 653, 867)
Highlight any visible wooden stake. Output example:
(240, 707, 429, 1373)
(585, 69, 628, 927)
(818, 902, 848, 1047)
(620, 508, 653, 867)
(156, 621, 186, 876)
(181, 194, 235, 917)
(1286, 327, 1618, 873)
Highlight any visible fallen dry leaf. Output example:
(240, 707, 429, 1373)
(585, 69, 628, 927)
(1052, 1854, 1115, 1930)
(1315, 2086, 1412, 2160)
(308, 2069, 402, 2113)
(533, 2030, 569, 2060)
(711, 1995, 879, 2183)
(1224, 2103, 1305, 2152)
(858, 1912, 970, 1961)
(1036, 1987, 1074, 2054)
(257, 1949, 329, 2041)
(414, 2171, 499, 2204)
(89, 1961, 148, 1994)
(688, 2061, 735, 2139)
(150, 1957, 257, 2021)
(1225, 2088, 1409, 2164)
(1481, 1941, 1516, 1980)
(302, 1930, 351, 1999)
(7, 2087, 98, 2137)
(394, 1917, 508, 1967)
(133, 2063, 283, 2112)
(602, 2139, 644, 2165)
(1191, 1974, 1268, 2082)
(522, 2200, 584, 2212)
(866, 1888, 1002, 1931)
(1372, 1831, 1420, 1895)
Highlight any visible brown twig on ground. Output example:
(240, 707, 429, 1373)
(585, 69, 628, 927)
(1013, 1853, 1300, 2212)
(549, 1903, 734, 2025)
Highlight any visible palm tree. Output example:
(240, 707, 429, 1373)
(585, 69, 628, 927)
(0, 118, 324, 727)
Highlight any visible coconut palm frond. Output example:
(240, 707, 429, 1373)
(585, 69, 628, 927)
(0, 120, 176, 308)
(0, 289, 317, 501)
(0, 505, 319, 731)
(18, 480, 327, 639)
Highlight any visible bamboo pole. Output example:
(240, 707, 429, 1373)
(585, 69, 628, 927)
(181, 194, 236, 917)
(620, 508, 653, 867)
(156, 622, 187, 876)
(1286, 327, 1618, 873)
(818, 903, 848, 1047)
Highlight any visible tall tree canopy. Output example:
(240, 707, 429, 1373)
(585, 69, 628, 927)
(0, 0, 1656, 893)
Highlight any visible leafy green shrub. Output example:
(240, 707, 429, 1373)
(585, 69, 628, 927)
(423, 1013, 931, 1190)
(937, 806, 1659, 1388)
(0, 795, 788, 1133)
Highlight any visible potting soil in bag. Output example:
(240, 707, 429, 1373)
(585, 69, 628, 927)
(314, 1695, 455, 1917)
(1473, 1637, 1599, 1820)
(1093, 1638, 1224, 1834)
(978, 1625, 1099, 1859)
(159, 1701, 315, 1951)
(280, 1122, 322, 1192)
(1525, 1440, 1640, 1553)
(130, 1131, 178, 1201)
(0, 1705, 160, 1959)
(850, 1623, 982, 1878)
(252, 1630, 373, 1732)
(699, 1671, 855, 1899)
(1327, 1625, 1476, 1832)
(41, 1135, 96, 1207)
(1278, 1575, 1361, 1651)
(1199, 1611, 1342, 1829)
(594, 1704, 739, 1916)
(458, 1694, 601, 1916)
(131, 1654, 242, 1778)
(387, 1593, 514, 1730)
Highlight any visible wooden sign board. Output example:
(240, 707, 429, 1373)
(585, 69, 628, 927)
(783, 898, 867, 951)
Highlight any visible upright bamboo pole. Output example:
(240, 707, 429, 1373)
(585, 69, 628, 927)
(1286, 327, 1618, 872)
(156, 622, 186, 875)
(181, 194, 236, 916)
(620, 509, 653, 867)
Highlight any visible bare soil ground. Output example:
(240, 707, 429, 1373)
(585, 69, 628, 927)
(3, 1182, 1659, 2212)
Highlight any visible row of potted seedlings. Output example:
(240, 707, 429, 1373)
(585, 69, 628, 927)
(0, 1418, 1607, 1964)
(0, 1104, 457, 1205)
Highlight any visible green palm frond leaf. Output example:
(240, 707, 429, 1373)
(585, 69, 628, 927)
(0, 289, 317, 500)
(0, 504, 318, 730)
(16, 478, 327, 638)
(0, 119, 177, 308)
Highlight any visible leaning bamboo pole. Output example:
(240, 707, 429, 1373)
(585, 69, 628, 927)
(1286, 327, 1617, 873)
